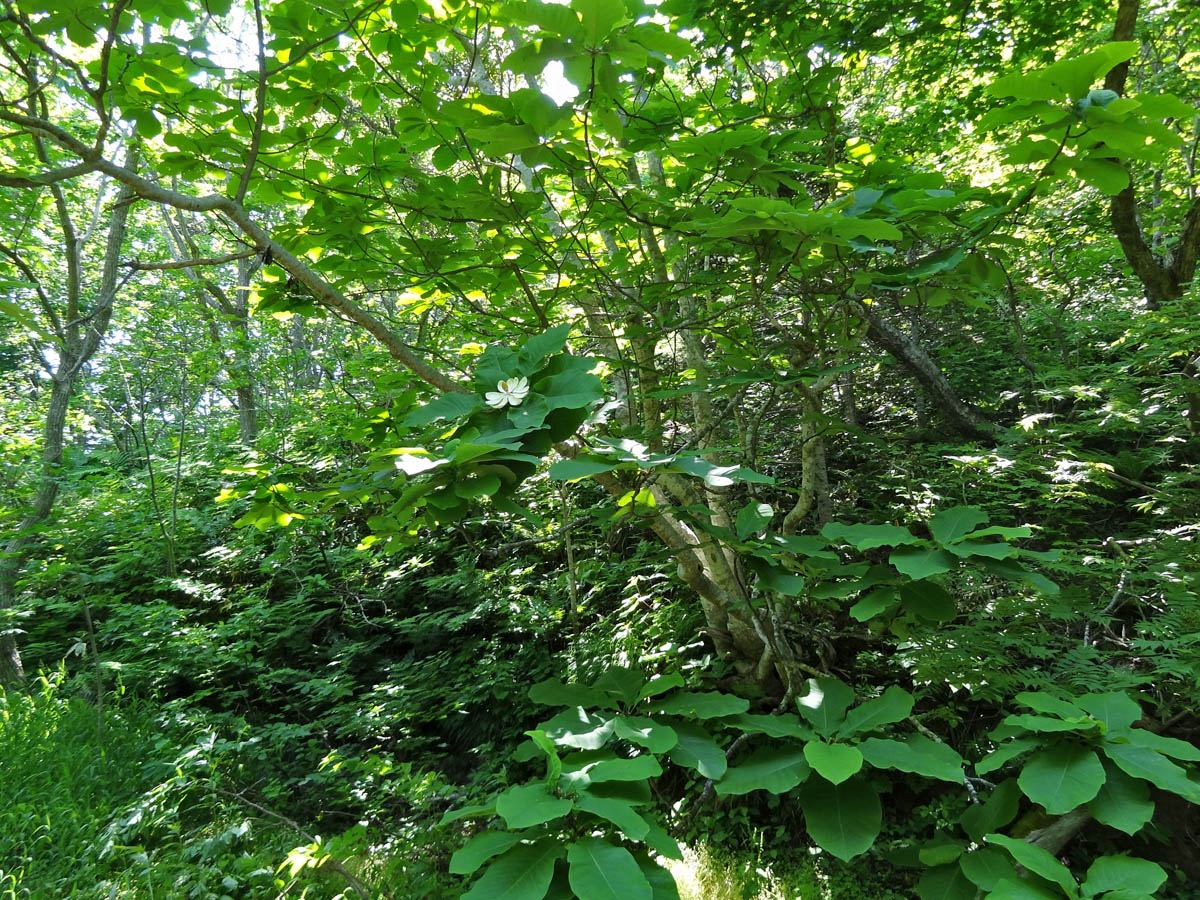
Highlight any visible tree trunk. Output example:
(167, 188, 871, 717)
(0, 158, 137, 688)
(233, 255, 259, 443)
(0, 372, 74, 688)
(857, 302, 997, 439)
(839, 371, 859, 427)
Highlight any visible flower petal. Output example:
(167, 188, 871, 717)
(485, 392, 509, 408)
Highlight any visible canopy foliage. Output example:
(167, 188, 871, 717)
(0, 0, 1198, 897)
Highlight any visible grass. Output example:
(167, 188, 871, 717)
(0, 673, 358, 900)
(2, 674, 913, 900)
(0, 674, 162, 898)
(667, 841, 912, 900)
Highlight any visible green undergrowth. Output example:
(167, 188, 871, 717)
(667, 841, 908, 900)
(0, 673, 388, 900)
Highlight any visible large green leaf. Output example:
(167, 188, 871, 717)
(1087, 763, 1154, 835)
(636, 854, 682, 900)
(593, 667, 646, 705)
(627, 23, 693, 61)
(919, 838, 965, 867)
(1103, 741, 1200, 802)
(508, 394, 551, 431)
(1072, 158, 1130, 196)
(988, 42, 1138, 101)
(977, 558, 1061, 594)
(549, 456, 619, 481)
(1115, 727, 1200, 762)
(668, 721, 727, 779)
(613, 717, 678, 754)
(730, 713, 815, 740)
(747, 558, 805, 595)
(798, 777, 881, 861)
(1015, 692, 1086, 720)
(475, 345, 522, 390)
(889, 548, 958, 579)
(961, 525, 1032, 541)
(960, 779, 1022, 840)
(1077, 692, 1141, 731)
(1017, 744, 1105, 814)
(517, 323, 571, 372)
(505, 2, 582, 38)
(929, 506, 989, 545)
(985, 834, 1078, 897)
(525, 730, 563, 788)
(541, 707, 615, 749)
(405, 391, 482, 426)
(1003, 714, 1097, 735)
(496, 783, 573, 829)
(715, 746, 811, 796)
(804, 741, 864, 785)
(570, 0, 628, 45)
(949, 540, 1018, 560)
(584, 754, 663, 783)
(1081, 856, 1166, 898)
(650, 691, 749, 718)
(539, 360, 604, 411)
(821, 521, 921, 549)
(638, 673, 684, 701)
(977, 737, 1039, 775)
(796, 677, 855, 735)
(839, 686, 914, 736)
(917, 863, 977, 900)
(463, 839, 565, 900)
(574, 791, 651, 841)
(567, 838, 652, 900)
(643, 818, 683, 860)
(529, 678, 614, 709)
(859, 735, 965, 783)
(582, 777, 653, 806)
(735, 500, 774, 539)
(0, 298, 52, 341)
(440, 803, 497, 826)
(898, 580, 957, 621)
(451, 831, 522, 875)
(849, 588, 899, 621)
(960, 847, 1017, 891)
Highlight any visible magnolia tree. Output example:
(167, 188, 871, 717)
(1, 0, 1198, 896)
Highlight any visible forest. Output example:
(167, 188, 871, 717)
(0, 0, 1197, 897)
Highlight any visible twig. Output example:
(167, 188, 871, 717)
(1087, 538, 1134, 646)
(122, 250, 257, 271)
(211, 788, 371, 899)
(481, 516, 593, 557)
(683, 681, 799, 831)
(908, 716, 982, 803)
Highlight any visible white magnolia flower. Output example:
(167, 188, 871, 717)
(485, 376, 530, 409)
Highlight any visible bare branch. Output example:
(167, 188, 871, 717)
(233, 0, 267, 204)
(123, 250, 258, 271)
(0, 240, 63, 338)
(0, 161, 97, 188)
(0, 108, 467, 394)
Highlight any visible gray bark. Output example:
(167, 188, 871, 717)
(0, 167, 137, 689)
(857, 302, 997, 439)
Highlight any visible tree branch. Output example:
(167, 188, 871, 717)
(0, 161, 98, 188)
(233, 0, 267, 204)
(0, 107, 466, 395)
(122, 250, 257, 271)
